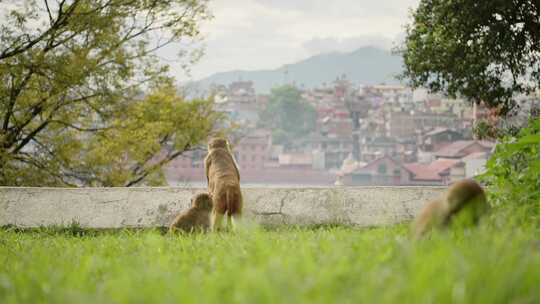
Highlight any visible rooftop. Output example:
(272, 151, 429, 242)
(434, 140, 494, 158)
(404, 158, 461, 181)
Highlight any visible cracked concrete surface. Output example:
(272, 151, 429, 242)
(0, 186, 445, 228)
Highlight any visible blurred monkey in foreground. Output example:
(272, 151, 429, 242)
(412, 179, 489, 239)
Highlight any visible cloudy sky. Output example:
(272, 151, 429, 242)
(166, 0, 421, 81)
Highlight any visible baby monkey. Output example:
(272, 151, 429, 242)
(169, 192, 213, 233)
(412, 179, 489, 239)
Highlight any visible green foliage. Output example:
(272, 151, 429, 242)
(1, 226, 539, 303)
(258, 85, 317, 146)
(82, 83, 222, 187)
(1, 81, 223, 187)
(0, 0, 217, 186)
(472, 118, 524, 140)
(472, 120, 501, 140)
(401, 0, 540, 114)
(480, 118, 540, 226)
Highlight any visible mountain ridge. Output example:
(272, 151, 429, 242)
(192, 46, 404, 93)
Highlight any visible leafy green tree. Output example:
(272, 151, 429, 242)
(0, 0, 221, 186)
(401, 0, 540, 114)
(259, 85, 317, 146)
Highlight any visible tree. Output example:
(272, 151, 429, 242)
(401, 0, 540, 115)
(0, 0, 221, 186)
(258, 85, 317, 147)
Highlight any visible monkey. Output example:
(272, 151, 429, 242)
(412, 179, 489, 239)
(204, 137, 242, 231)
(169, 192, 213, 233)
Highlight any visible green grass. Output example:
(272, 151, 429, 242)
(1, 224, 539, 304)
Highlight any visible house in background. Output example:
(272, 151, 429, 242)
(339, 156, 412, 186)
(462, 152, 490, 178)
(278, 153, 313, 170)
(360, 136, 398, 163)
(305, 134, 353, 169)
(434, 140, 494, 159)
(403, 158, 462, 185)
(419, 127, 465, 152)
(234, 129, 272, 171)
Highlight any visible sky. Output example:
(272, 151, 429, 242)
(167, 0, 421, 81)
(0, 0, 420, 81)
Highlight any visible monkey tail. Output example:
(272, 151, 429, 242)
(225, 188, 232, 218)
(225, 187, 241, 231)
(225, 186, 241, 217)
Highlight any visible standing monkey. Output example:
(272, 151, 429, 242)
(204, 137, 242, 231)
(169, 193, 213, 233)
(412, 179, 489, 239)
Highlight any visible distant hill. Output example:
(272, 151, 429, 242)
(193, 46, 404, 93)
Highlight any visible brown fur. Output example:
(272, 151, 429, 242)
(169, 193, 213, 233)
(204, 137, 242, 231)
(412, 179, 488, 239)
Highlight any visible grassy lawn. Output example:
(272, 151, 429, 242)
(1, 224, 539, 304)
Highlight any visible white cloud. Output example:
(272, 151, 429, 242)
(167, 0, 420, 81)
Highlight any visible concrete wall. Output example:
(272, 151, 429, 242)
(0, 186, 445, 228)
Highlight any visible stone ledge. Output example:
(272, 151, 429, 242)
(0, 187, 445, 228)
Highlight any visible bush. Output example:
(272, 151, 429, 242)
(480, 118, 540, 227)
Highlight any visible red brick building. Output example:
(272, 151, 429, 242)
(234, 129, 272, 171)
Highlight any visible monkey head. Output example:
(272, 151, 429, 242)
(445, 179, 486, 214)
(208, 137, 229, 150)
(191, 193, 213, 210)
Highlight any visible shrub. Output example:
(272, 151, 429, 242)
(480, 118, 540, 227)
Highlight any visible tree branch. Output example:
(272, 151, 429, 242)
(44, 0, 54, 24)
(3, 70, 35, 131)
(124, 142, 193, 187)
(0, 0, 80, 60)
(50, 120, 112, 132)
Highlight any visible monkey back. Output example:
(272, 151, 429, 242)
(446, 179, 487, 214)
(205, 148, 240, 181)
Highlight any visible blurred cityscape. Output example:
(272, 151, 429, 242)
(166, 78, 535, 186)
